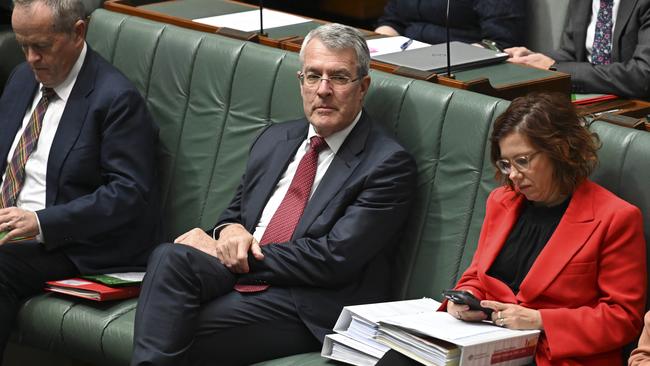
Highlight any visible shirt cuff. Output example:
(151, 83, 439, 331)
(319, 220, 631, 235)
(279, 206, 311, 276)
(34, 211, 44, 243)
(212, 222, 234, 240)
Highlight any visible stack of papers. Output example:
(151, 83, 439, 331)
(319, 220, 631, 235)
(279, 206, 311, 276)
(322, 298, 540, 366)
(322, 298, 441, 365)
(193, 9, 309, 32)
(366, 36, 430, 57)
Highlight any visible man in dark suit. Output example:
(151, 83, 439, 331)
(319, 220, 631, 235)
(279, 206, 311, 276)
(505, 0, 650, 99)
(0, 0, 158, 360)
(131, 23, 417, 366)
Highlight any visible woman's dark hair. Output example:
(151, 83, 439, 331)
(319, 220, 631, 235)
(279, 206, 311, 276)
(490, 93, 600, 195)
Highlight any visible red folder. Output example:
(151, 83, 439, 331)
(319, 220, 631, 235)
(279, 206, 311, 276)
(45, 278, 140, 301)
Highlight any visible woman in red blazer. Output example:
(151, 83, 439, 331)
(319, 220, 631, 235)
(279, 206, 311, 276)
(447, 93, 647, 365)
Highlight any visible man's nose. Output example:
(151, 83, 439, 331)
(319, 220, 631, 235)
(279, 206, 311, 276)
(315, 79, 333, 96)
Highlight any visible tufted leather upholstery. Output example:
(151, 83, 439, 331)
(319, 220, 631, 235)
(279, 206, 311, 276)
(6, 8, 649, 366)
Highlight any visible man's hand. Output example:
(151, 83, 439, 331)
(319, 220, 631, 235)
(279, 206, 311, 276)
(505, 47, 556, 70)
(174, 228, 219, 257)
(481, 300, 544, 330)
(504, 47, 535, 58)
(0, 207, 39, 245)
(215, 224, 264, 274)
(375, 25, 399, 36)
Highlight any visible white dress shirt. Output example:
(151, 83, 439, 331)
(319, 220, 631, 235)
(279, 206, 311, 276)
(2, 43, 87, 240)
(251, 111, 362, 242)
(586, 0, 620, 62)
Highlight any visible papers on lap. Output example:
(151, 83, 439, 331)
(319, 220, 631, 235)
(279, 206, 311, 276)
(322, 298, 539, 366)
(45, 272, 144, 301)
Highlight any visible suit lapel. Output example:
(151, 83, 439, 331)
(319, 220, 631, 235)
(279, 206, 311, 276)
(292, 113, 369, 239)
(45, 49, 94, 206)
(573, 0, 593, 61)
(244, 124, 307, 231)
(613, 0, 638, 59)
(517, 181, 599, 303)
(0, 79, 38, 178)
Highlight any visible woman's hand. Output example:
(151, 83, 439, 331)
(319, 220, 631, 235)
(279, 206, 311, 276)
(481, 300, 544, 330)
(446, 290, 489, 322)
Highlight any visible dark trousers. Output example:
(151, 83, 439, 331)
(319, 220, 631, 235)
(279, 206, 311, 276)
(131, 243, 321, 366)
(0, 241, 77, 364)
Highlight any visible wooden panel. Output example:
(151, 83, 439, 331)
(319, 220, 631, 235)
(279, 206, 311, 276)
(318, 0, 388, 20)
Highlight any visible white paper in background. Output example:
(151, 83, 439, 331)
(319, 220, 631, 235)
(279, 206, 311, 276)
(366, 36, 430, 57)
(193, 9, 310, 31)
(105, 272, 146, 282)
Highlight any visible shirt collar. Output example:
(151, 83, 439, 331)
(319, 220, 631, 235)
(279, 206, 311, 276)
(308, 110, 362, 154)
(45, 42, 87, 103)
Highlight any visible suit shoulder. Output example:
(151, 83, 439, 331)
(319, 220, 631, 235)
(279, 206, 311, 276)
(488, 185, 515, 202)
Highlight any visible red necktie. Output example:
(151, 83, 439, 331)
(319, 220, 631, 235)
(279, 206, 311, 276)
(235, 135, 327, 292)
(0, 87, 56, 208)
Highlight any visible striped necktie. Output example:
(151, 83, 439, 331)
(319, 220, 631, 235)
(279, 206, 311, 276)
(0, 87, 57, 208)
(235, 135, 328, 292)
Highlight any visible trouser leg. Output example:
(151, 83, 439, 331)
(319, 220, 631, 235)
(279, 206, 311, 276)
(0, 241, 77, 364)
(131, 243, 320, 366)
(131, 243, 236, 366)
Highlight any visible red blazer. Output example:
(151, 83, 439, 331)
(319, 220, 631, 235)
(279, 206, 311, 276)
(455, 180, 646, 365)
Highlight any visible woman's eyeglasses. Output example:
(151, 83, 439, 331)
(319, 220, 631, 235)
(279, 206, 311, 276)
(496, 151, 540, 174)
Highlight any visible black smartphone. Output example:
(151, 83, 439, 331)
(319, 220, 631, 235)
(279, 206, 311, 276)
(442, 289, 493, 316)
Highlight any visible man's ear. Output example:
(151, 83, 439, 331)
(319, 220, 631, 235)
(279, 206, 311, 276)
(73, 19, 86, 45)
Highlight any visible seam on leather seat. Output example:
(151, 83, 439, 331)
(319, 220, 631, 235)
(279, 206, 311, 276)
(267, 52, 286, 122)
(392, 79, 413, 133)
(403, 90, 450, 297)
(197, 42, 245, 225)
(452, 100, 499, 283)
(143, 24, 166, 101)
(99, 305, 138, 359)
(615, 131, 636, 193)
(58, 301, 77, 348)
(108, 15, 128, 64)
(159, 34, 205, 221)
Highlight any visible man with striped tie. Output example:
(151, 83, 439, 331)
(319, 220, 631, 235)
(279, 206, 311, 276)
(131, 23, 417, 366)
(0, 0, 158, 361)
(505, 0, 650, 99)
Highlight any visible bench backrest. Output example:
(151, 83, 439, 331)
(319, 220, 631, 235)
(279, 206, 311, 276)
(86, 9, 650, 305)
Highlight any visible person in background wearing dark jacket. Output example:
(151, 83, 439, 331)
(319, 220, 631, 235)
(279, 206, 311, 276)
(0, 0, 11, 24)
(506, 0, 650, 99)
(375, 0, 527, 50)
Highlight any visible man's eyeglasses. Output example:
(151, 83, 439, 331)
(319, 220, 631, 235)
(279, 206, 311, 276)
(298, 72, 363, 88)
(495, 151, 541, 175)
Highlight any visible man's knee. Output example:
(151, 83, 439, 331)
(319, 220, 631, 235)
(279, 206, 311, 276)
(146, 243, 232, 283)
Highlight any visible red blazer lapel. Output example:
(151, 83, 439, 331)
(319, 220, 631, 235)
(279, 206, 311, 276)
(517, 181, 600, 303)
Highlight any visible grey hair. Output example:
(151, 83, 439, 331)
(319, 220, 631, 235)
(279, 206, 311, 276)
(299, 23, 370, 78)
(13, 0, 85, 34)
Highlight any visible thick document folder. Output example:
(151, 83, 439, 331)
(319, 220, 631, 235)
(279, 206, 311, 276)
(322, 298, 540, 366)
(372, 41, 508, 73)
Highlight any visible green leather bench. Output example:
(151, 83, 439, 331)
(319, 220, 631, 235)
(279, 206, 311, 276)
(6, 8, 650, 366)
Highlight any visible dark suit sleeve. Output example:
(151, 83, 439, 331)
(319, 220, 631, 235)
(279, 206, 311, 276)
(37, 88, 157, 247)
(244, 149, 417, 287)
(550, 4, 650, 98)
(474, 0, 527, 49)
(376, 0, 406, 34)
